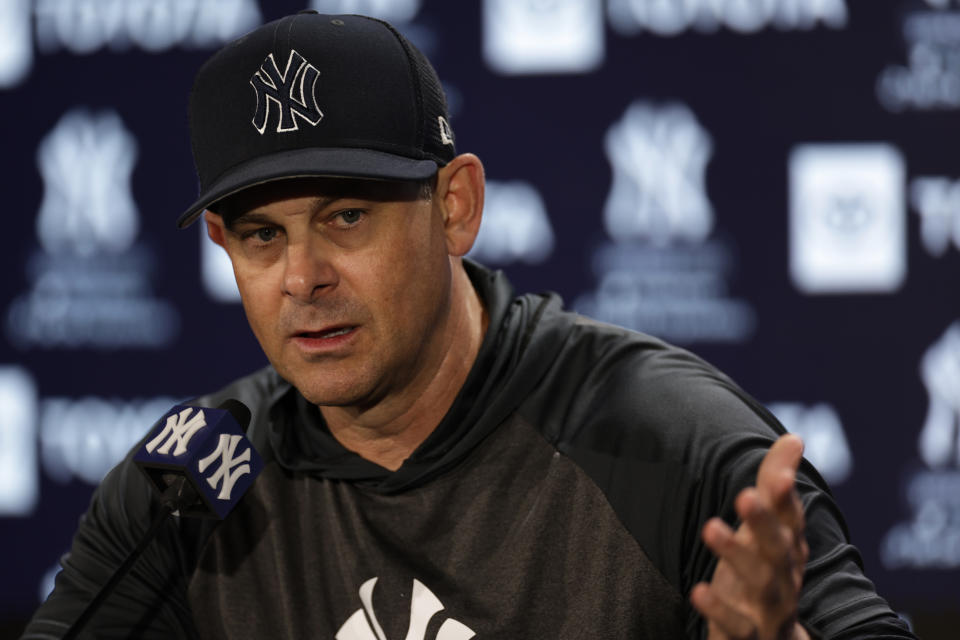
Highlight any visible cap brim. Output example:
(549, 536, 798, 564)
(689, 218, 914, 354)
(177, 147, 439, 228)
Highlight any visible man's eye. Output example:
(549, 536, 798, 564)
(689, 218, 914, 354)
(253, 227, 278, 242)
(336, 209, 364, 225)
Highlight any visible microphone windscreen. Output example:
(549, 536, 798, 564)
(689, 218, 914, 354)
(218, 398, 252, 431)
(133, 399, 262, 519)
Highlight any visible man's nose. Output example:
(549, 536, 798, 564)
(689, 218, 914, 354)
(282, 240, 337, 302)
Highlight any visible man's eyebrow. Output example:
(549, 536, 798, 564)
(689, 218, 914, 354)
(224, 195, 341, 230)
(224, 211, 272, 230)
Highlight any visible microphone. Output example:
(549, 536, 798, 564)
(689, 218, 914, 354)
(61, 399, 262, 640)
(133, 398, 262, 519)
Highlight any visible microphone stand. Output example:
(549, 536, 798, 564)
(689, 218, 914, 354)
(61, 477, 198, 640)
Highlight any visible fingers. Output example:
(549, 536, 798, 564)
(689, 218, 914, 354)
(756, 434, 804, 504)
(702, 513, 797, 606)
(691, 583, 757, 640)
(756, 435, 806, 536)
(693, 435, 811, 639)
(697, 514, 804, 637)
(736, 490, 795, 565)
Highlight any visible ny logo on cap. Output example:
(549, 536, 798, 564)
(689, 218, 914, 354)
(250, 49, 323, 134)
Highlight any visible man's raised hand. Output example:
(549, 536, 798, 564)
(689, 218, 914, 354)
(690, 434, 811, 640)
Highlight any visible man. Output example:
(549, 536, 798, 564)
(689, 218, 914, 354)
(25, 11, 913, 639)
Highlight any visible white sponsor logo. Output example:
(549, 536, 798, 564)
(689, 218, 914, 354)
(250, 50, 323, 135)
(767, 402, 852, 485)
(578, 100, 754, 344)
(197, 434, 251, 500)
(607, 0, 848, 36)
(574, 243, 756, 344)
(877, 41, 960, 113)
(876, 4, 960, 112)
(0, 0, 32, 88)
(881, 322, 960, 569)
(603, 101, 713, 246)
(788, 143, 906, 294)
(483, 0, 603, 75)
(310, 0, 421, 23)
(0, 0, 259, 87)
(910, 176, 960, 257)
(881, 470, 960, 569)
(40, 396, 176, 484)
(469, 180, 555, 265)
(336, 577, 475, 640)
(0, 366, 38, 516)
(36, 109, 138, 257)
(6, 108, 180, 349)
(145, 407, 207, 457)
(34, 0, 261, 54)
(876, 0, 960, 113)
(918, 322, 960, 468)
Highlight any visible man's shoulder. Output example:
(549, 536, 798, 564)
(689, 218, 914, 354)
(528, 307, 784, 453)
(539, 307, 734, 407)
(520, 310, 789, 599)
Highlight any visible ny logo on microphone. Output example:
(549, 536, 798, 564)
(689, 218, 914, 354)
(250, 50, 323, 134)
(198, 434, 252, 500)
(135, 403, 262, 519)
(145, 407, 207, 456)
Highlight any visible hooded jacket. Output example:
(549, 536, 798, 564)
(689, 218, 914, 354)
(24, 262, 914, 639)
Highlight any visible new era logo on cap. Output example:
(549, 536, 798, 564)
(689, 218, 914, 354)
(250, 50, 323, 134)
(438, 116, 454, 146)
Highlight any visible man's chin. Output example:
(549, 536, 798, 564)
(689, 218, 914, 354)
(270, 358, 363, 403)
(290, 375, 371, 408)
(287, 381, 355, 406)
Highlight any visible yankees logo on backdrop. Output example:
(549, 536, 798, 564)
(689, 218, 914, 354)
(250, 50, 324, 134)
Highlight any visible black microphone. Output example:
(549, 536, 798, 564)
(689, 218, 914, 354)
(61, 399, 262, 640)
(134, 398, 261, 518)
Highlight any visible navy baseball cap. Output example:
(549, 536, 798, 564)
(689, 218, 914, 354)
(177, 11, 456, 228)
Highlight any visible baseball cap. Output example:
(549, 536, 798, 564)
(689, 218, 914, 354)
(177, 11, 456, 228)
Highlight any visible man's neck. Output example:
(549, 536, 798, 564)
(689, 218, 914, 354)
(319, 263, 488, 471)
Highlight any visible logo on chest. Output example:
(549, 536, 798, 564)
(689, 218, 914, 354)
(336, 577, 475, 640)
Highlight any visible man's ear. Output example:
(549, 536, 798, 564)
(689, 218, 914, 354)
(204, 210, 227, 249)
(436, 153, 485, 257)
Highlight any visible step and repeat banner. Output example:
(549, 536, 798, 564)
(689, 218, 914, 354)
(1, 0, 959, 635)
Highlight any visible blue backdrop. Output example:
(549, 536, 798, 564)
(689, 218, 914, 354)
(2, 0, 959, 637)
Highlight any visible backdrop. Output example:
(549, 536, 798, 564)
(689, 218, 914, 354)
(1, 0, 958, 637)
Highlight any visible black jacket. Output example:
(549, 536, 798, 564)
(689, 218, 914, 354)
(24, 262, 914, 639)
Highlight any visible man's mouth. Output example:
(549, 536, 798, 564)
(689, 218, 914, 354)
(299, 326, 355, 339)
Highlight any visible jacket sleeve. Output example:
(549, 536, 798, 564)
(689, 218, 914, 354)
(20, 443, 200, 639)
(535, 322, 916, 639)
